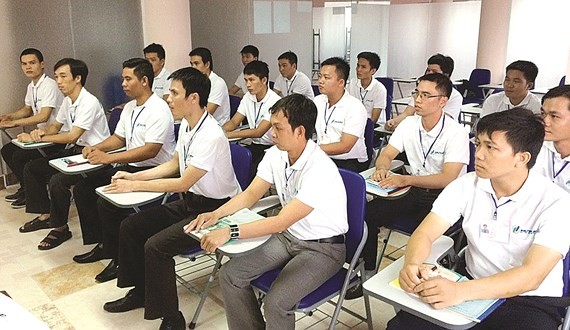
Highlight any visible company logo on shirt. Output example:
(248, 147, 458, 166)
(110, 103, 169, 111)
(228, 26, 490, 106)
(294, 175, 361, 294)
(430, 150, 445, 156)
(512, 225, 539, 235)
(136, 123, 146, 128)
(331, 120, 344, 124)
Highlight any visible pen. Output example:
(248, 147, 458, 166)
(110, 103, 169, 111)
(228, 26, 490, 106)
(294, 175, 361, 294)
(67, 161, 90, 167)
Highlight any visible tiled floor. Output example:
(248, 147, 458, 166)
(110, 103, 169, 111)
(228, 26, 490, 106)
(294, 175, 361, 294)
(0, 185, 409, 330)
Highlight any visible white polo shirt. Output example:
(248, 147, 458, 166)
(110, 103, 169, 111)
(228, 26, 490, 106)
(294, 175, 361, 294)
(532, 141, 570, 193)
(237, 89, 281, 145)
(234, 72, 247, 94)
(389, 112, 469, 177)
(55, 87, 110, 147)
(347, 78, 387, 124)
(153, 68, 171, 98)
(273, 70, 315, 100)
(257, 140, 348, 240)
(432, 172, 570, 297)
(114, 93, 176, 167)
(314, 91, 368, 162)
(176, 112, 240, 199)
(407, 88, 463, 121)
(24, 74, 63, 129)
(481, 91, 541, 118)
(208, 71, 231, 125)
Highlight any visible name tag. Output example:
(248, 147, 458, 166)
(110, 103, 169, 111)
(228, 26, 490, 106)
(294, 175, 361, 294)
(480, 222, 510, 243)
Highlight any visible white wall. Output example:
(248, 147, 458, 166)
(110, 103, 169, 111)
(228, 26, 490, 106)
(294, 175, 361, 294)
(313, 7, 347, 63)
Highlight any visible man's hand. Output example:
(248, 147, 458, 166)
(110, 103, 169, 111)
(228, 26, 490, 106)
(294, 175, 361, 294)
(371, 168, 389, 181)
(82, 146, 96, 158)
(30, 129, 46, 142)
(378, 174, 410, 188)
(102, 179, 137, 193)
(86, 148, 111, 164)
(184, 212, 221, 234)
(17, 133, 34, 143)
(110, 171, 134, 182)
(0, 120, 16, 128)
(399, 263, 430, 293)
(385, 119, 397, 131)
(200, 227, 231, 252)
(414, 277, 464, 309)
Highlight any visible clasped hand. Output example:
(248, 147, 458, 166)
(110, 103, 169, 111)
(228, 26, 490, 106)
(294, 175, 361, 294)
(184, 212, 229, 253)
(399, 264, 463, 309)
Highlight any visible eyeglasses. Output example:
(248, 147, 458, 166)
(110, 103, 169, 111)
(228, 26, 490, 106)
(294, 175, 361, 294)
(411, 91, 445, 100)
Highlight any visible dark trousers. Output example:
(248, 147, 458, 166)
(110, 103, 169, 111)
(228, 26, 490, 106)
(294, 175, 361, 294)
(387, 296, 563, 330)
(245, 143, 271, 180)
(1, 142, 64, 190)
(332, 158, 368, 173)
(115, 193, 229, 320)
(74, 165, 150, 245)
(363, 187, 441, 270)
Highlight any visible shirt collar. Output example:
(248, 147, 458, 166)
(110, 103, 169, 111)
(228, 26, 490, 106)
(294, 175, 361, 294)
(502, 91, 532, 107)
(71, 87, 88, 106)
(280, 139, 317, 171)
(155, 68, 167, 80)
(285, 70, 299, 82)
(544, 141, 570, 162)
(476, 172, 537, 203)
(419, 112, 445, 137)
(32, 73, 47, 87)
(187, 111, 209, 134)
(246, 89, 271, 104)
(356, 78, 375, 91)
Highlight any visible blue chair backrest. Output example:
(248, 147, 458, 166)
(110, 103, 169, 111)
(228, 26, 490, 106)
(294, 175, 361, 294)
(563, 249, 570, 298)
(365, 118, 374, 166)
(561, 76, 567, 87)
(376, 77, 394, 121)
(269, 81, 275, 90)
(174, 122, 181, 142)
(467, 141, 475, 173)
(229, 95, 241, 118)
(102, 75, 129, 110)
(108, 107, 123, 135)
(312, 85, 320, 96)
(469, 69, 491, 99)
(338, 169, 367, 262)
(230, 144, 252, 190)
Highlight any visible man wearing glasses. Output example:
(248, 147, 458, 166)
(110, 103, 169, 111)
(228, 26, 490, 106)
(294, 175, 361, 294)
(346, 73, 469, 299)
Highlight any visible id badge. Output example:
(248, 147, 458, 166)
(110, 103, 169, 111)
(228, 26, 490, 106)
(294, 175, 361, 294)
(479, 222, 510, 243)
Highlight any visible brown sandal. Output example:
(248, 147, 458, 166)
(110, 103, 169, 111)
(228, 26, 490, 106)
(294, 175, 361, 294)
(38, 230, 72, 250)
(19, 217, 51, 233)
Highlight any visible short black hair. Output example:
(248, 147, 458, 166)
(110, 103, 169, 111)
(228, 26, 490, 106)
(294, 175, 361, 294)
(417, 73, 452, 98)
(278, 51, 298, 66)
(427, 54, 454, 77)
(20, 48, 44, 62)
(243, 60, 269, 81)
(54, 58, 88, 86)
(270, 94, 317, 140)
(168, 67, 211, 108)
(476, 107, 544, 169)
(321, 57, 350, 85)
(506, 60, 538, 84)
(541, 85, 570, 108)
(241, 45, 259, 58)
(143, 43, 166, 60)
(123, 58, 154, 89)
(357, 51, 381, 71)
(189, 47, 214, 71)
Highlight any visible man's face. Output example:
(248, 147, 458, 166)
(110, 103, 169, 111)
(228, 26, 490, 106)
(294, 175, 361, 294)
(475, 131, 523, 179)
(426, 64, 444, 75)
(542, 96, 570, 143)
(121, 67, 146, 99)
(189, 55, 209, 75)
(241, 53, 256, 66)
(356, 58, 375, 80)
(278, 59, 296, 80)
(166, 80, 189, 121)
(412, 80, 447, 117)
(270, 110, 301, 151)
(503, 69, 532, 102)
(318, 65, 344, 96)
(54, 64, 80, 96)
(244, 73, 266, 96)
(20, 54, 44, 80)
(144, 52, 164, 77)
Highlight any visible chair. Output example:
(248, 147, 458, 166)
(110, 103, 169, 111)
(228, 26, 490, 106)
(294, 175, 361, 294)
(364, 118, 375, 168)
(561, 250, 570, 330)
(102, 75, 128, 109)
(229, 144, 252, 190)
(173, 122, 181, 142)
(229, 95, 241, 119)
(561, 76, 567, 87)
(462, 69, 491, 104)
(251, 169, 368, 329)
(269, 81, 275, 90)
(376, 77, 394, 121)
(107, 107, 123, 135)
(312, 84, 320, 96)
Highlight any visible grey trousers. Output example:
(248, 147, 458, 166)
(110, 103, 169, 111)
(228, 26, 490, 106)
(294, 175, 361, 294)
(219, 232, 346, 330)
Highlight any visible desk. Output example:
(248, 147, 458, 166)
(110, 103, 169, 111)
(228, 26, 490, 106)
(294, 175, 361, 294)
(0, 293, 50, 329)
(460, 103, 482, 127)
(362, 236, 475, 330)
(95, 186, 167, 213)
(392, 78, 416, 98)
(392, 97, 411, 116)
(49, 154, 106, 178)
(478, 83, 503, 99)
(360, 167, 410, 200)
(11, 139, 54, 157)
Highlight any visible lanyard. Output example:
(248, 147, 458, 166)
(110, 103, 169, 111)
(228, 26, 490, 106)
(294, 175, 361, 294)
(129, 106, 146, 144)
(282, 163, 295, 201)
(286, 76, 297, 96)
(359, 87, 369, 103)
(183, 114, 208, 167)
(69, 104, 78, 124)
(254, 101, 264, 127)
(418, 115, 446, 168)
(490, 194, 512, 220)
(552, 152, 569, 180)
(323, 103, 337, 134)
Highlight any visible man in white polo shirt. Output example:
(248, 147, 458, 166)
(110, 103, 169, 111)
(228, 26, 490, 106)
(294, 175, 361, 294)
(314, 57, 368, 172)
(533, 85, 570, 193)
(18, 58, 110, 250)
(223, 60, 280, 178)
(189, 47, 230, 125)
(186, 94, 348, 329)
(346, 73, 469, 299)
(347, 51, 387, 125)
(101, 67, 240, 330)
(273, 51, 314, 100)
(229, 45, 259, 98)
(143, 43, 171, 101)
(481, 60, 541, 118)
(68, 58, 175, 268)
(0, 48, 64, 208)
(390, 108, 570, 329)
(386, 54, 463, 130)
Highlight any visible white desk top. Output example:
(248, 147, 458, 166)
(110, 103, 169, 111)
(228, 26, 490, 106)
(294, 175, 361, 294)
(95, 185, 166, 209)
(478, 83, 502, 89)
(0, 293, 50, 330)
(392, 97, 411, 106)
(460, 103, 482, 116)
(374, 124, 393, 135)
(393, 78, 417, 84)
(363, 236, 475, 329)
(49, 153, 106, 175)
(11, 139, 54, 149)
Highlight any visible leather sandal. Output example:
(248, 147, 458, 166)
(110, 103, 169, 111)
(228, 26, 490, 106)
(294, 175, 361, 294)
(19, 217, 51, 233)
(38, 229, 72, 250)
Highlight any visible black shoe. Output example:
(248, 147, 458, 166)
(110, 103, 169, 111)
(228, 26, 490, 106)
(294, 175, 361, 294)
(5, 188, 24, 202)
(159, 311, 185, 330)
(95, 259, 118, 283)
(11, 197, 26, 209)
(344, 283, 363, 300)
(73, 243, 106, 264)
(103, 289, 144, 313)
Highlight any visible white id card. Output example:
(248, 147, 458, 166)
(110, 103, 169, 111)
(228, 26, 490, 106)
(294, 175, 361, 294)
(479, 222, 510, 243)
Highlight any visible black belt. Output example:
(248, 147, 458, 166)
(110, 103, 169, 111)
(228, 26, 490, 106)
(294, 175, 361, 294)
(414, 187, 443, 194)
(307, 234, 345, 244)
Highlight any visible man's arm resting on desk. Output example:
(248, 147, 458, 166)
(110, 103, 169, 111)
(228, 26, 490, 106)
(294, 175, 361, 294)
(319, 133, 358, 155)
(222, 113, 244, 135)
(0, 105, 32, 122)
(39, 125, 85, 145)
(88, 142, 162, 165)
(2, 107, 52, 127)
(84, 134, 125, 156)
(227, 120, 270, 139)
(385, 105, 414, 130)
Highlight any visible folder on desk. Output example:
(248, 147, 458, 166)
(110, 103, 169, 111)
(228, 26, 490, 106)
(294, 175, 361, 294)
(365, 177, 408, 197)
(190, 208, 264, 239)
